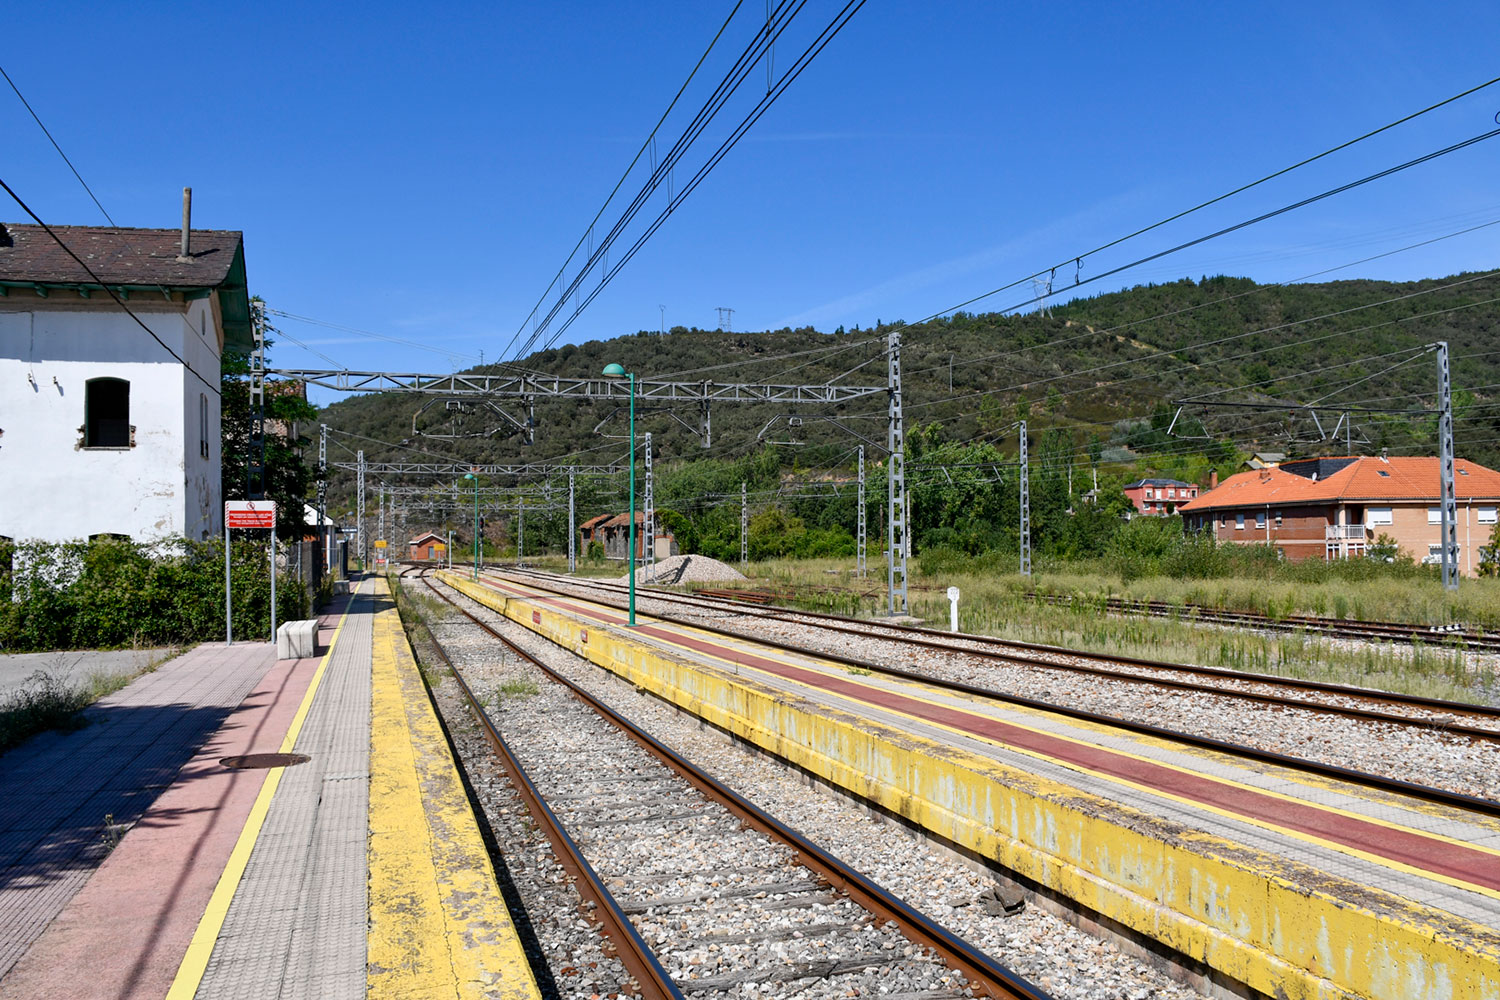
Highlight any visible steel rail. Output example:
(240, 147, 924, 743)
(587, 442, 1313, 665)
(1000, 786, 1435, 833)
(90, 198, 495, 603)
(416, 573, 1054, 1000)
(405, 573, 684, 1000)
(479, 568, 1500, 818)
(500, 569, 1500, 740)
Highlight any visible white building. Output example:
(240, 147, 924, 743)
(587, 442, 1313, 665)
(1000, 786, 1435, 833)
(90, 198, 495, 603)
(0, 222, 251, 544)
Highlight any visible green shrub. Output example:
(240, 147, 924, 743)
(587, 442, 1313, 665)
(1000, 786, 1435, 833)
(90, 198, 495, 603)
(0, 537, 306, 652)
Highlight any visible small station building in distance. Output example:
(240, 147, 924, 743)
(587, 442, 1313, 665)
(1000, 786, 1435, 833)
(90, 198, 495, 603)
(1178, 454, 1500, 575)
(0, 212, 251, 544)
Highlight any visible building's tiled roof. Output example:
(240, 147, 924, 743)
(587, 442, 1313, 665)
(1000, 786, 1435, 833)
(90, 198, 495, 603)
(0, 223, 243, 287)
(1125, 478, 1194, 489)
(600, 511, 662, 529)
(579, 514, 612, 530)
(408, 531, 445, 545)
(1179, 457, 1500, 512)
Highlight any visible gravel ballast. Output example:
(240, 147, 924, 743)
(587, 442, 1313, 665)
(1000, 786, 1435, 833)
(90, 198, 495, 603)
(424, 577, 1210, 1000)
(499, 572, 1500, 802)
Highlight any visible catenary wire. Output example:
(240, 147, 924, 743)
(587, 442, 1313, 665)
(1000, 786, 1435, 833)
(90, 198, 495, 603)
(0, 175, 221, 395)
(498, 0, 748, 364)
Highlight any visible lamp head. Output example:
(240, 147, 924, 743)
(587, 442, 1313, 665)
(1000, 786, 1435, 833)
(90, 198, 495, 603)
(464, 473, 475, 481)
(601, 363, 627, 378)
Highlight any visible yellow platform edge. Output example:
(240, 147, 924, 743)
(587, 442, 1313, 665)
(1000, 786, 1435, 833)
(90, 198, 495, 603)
(368, 577, 541, 1000)
(442, 571, 1500, 1000)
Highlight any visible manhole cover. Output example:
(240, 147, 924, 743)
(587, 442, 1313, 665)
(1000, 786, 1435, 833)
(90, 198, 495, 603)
(219, 753, 311, 770)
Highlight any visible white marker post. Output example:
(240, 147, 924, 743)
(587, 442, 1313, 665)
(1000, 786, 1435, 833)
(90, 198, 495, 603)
(947, 585, 960, 633)
(225, 500, 278, 646)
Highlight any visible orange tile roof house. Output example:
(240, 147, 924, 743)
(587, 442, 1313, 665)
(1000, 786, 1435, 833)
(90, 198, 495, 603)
(1178, 456, 1500, 575)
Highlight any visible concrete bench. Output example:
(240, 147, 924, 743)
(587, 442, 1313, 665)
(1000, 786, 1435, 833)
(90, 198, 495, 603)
(276, 619, 320, 660)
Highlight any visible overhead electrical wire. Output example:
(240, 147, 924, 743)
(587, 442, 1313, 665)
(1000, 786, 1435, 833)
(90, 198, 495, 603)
(518, 0, 867, 361)
(497, 0, 748, 364)
(506, 0, 808, 362)
(904, 215, 1500, 381)
(921, 124, 1500, 324)
(0, 175, 221, 395)
(908, 75, 1500, 326)
(1, 62, 118, 227)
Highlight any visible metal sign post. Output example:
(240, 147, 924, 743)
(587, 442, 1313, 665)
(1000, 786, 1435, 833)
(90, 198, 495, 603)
(225, 500, 278, 645)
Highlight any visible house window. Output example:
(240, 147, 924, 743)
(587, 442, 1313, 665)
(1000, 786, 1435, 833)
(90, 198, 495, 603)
(1368, 507, 1393, 525)
(1256, 511, 1267, 528)
(1274, 510, 1283, 527)
(1167, 488, 1176, 498)
(1219, 514, 1227, 527)
(84, 378, 130, 448)
(199, 394, 210, 459)
(1479, 506, 1498, 524)
(1428, 507, 1442, 524)
(1235, 513, 1245, 530)
(1145, 489, 1153, 499)
(1428, 544, 1444, 561)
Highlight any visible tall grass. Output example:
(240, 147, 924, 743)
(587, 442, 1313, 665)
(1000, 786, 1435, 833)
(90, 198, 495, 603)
(739, 556, 1488, 704)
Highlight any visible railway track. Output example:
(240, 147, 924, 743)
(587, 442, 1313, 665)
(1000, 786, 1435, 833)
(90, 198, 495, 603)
(482, 567, 1500, 811)
(410, 570, 1054, 1000)
(500, 568, 1500, 747)
(1023, 591, 1500, 653)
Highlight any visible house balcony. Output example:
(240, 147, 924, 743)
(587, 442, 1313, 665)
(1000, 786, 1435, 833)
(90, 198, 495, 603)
(1325, 524, 1369, 541)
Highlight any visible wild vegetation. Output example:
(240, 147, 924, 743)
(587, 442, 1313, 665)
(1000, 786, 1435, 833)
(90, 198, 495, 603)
(0, 537, 306, 652)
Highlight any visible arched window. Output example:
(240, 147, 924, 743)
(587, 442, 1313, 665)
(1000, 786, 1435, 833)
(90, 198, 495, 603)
(85, 378, 130, 448)
(200, 393, 210, 458)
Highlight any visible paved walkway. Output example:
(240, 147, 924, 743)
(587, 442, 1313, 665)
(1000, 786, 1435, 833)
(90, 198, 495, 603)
(0, 593, 355, 1000)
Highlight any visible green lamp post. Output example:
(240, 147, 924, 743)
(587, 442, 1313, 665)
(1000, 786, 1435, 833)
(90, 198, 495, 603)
(464, 472, 479, 581)
(601, 362, 637, 625)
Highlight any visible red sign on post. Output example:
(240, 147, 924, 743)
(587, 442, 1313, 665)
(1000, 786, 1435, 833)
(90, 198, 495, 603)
(225, 500, 277, 529)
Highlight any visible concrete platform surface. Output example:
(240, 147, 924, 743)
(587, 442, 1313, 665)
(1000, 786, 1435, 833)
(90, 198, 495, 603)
(456, 570, 1500, 1000)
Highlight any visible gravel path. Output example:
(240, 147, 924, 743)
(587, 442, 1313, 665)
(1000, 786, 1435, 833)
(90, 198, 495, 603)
(497, 572, 1500, 802)
(425, 577, 1208, 1000)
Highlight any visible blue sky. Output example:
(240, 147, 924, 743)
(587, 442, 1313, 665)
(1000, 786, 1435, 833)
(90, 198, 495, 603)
(4, 2, 1499, 404)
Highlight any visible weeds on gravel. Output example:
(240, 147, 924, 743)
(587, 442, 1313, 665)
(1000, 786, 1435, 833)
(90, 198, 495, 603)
(739, 558, 1489, 704)
(0, 669, 116, 755)
(494, 679, 540, 704)
(388, 577, 448, 685)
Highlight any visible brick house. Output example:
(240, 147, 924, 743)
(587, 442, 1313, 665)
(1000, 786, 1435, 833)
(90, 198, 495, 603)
(597, 511, 678, 561)
(408, 531, 445, 561)
(1122, 478, 1199, 516)
(578, 513, 610, 553)
(1177, 456, 1500, 575)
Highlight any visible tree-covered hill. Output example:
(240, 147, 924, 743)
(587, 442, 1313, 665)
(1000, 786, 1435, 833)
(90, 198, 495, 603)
(312, 269, 1500, 510)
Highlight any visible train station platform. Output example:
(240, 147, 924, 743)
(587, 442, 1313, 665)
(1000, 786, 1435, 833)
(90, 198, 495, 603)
(448, 570, 1500, 1000)
(0, 578, 540, 1000)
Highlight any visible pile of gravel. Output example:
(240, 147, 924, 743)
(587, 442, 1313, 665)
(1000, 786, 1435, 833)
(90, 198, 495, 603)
(620, 553, 746, 586)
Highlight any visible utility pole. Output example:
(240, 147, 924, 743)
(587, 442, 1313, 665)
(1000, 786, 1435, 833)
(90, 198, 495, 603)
(517, 495, 524, 567)
(887, 327, 908, 615)
(716, 306, 735, 332)
(1019, 421, 1032, 577)
(356, 450, 366, 570)
(856, 445, 866, 578)
(643, 431, 655, 583)
(378, 487, 386, 569)
(248, 300, 266, 499)
(568, 468, 576, 574)
(659, 304, 665, 334)
(317, 423, 328, 575)
(1436, 342, 1458, 590)
(740, 481, 748, 571)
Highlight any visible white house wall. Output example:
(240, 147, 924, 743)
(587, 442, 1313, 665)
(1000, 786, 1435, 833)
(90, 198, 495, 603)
(0, 298, 223, 544)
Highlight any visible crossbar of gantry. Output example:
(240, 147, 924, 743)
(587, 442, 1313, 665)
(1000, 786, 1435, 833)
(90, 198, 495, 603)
(333, 461, 624, 477)
(274, 356, 906, 612)
(269, 370, 885, 404)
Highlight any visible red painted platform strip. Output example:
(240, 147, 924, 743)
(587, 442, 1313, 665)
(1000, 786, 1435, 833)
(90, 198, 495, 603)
(481, 574, 1500, 897)
(0, 596, 352, 1000)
